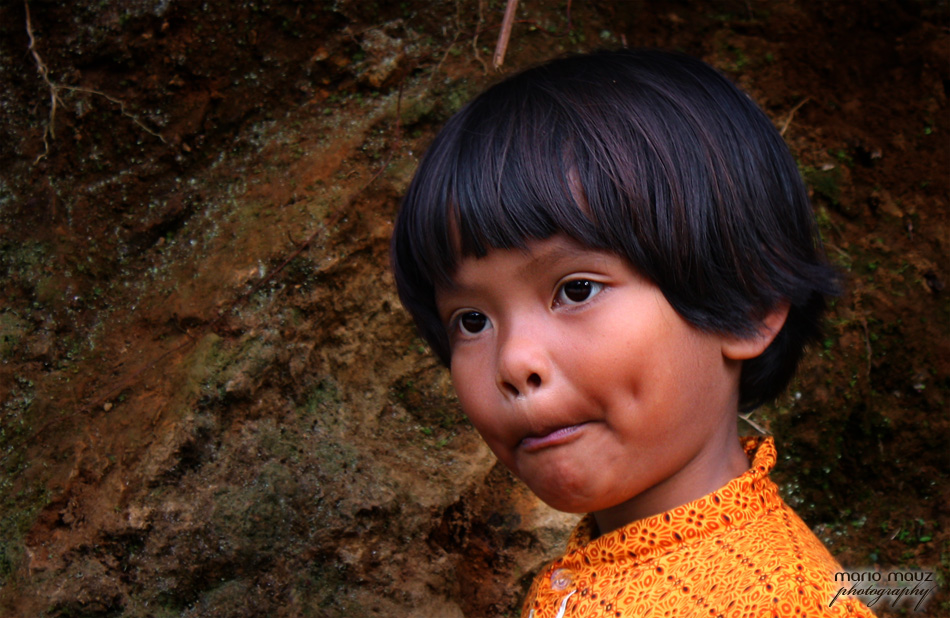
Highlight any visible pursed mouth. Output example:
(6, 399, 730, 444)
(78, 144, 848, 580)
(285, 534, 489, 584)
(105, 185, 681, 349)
(519, 422, 591, 452)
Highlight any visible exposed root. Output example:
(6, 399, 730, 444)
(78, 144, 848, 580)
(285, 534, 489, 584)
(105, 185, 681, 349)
(24, 0, 62, 164)
(24, 0, 165, 165)
(60, 85, 166, 144)
(780, 97, 810, 136)
(492, 0, 519, 69)
(472, 0, 489, 74)
(861, 317, 873, 384)
(431, 0, 463, 77)
(487, 0, 573, 70)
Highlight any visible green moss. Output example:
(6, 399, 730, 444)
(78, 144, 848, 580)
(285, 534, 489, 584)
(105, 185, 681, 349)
(0, 484, 48, 584)
(0, 312, 28, 359)
(442, 79, 474, 115)
(0, 415, 50, 586)
(802, 165, 842, 206)
(300, 378, 343, 417)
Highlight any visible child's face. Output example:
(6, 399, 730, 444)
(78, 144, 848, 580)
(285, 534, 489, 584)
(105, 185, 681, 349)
(436, 235, 751, 530)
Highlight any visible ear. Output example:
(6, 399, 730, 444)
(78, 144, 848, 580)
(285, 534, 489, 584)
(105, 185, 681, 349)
(721, 302, 790, 361)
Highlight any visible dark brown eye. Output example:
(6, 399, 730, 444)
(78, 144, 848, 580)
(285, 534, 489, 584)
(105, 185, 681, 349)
(458, 311, 489, 335)
(558, 280, 603, 305)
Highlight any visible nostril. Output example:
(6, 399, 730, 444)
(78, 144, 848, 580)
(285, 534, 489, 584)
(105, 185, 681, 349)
(499, 374, 542, 397)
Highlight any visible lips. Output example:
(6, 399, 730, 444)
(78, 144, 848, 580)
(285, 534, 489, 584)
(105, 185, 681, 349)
(519, 422, 591, 452)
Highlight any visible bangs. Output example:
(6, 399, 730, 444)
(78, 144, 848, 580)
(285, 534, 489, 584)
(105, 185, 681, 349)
(399, 81, 616, 293)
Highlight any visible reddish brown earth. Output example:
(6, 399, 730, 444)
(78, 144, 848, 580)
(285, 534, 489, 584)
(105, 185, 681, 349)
(0, 1, 947, 616)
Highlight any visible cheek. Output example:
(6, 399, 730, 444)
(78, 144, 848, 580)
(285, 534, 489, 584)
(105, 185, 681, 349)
(572, 315, 658, 385)
(451, 360, 495, 427)
(451, 372, 517, 467)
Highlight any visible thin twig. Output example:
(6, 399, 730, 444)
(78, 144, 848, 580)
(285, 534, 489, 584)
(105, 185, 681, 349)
(472, 0, 489, 73)
(472, 0, 572, 73)
(861, 318, 873, 383)
(25, 0, 63, 163)
(432, 0, 463, 76)
(24, 0, 165, 165)
(780, 97, 810, 136)
(60, 85, 166, 143)
(739, 411, 769, 435)
(493, 0, 519, 69)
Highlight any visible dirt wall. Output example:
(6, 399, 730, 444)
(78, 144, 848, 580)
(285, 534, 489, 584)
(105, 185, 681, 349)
(0, 1, 947, 616)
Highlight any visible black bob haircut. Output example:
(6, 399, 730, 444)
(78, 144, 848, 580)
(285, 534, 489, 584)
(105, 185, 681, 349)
(391, 49, 839, 412)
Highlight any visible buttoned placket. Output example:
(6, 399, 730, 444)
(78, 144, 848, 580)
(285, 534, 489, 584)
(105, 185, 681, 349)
(528, 566, 579, 618)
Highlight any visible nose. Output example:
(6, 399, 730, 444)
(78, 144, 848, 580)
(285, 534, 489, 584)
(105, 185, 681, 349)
(496, 327, 548, 399)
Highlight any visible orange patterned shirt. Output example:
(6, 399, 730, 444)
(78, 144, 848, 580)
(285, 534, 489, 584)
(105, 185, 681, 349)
(521, 437, 875, 618)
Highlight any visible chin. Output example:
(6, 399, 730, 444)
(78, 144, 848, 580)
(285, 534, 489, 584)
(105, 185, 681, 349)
(529, 486, 601, 515)
(519, 471, 605, 514)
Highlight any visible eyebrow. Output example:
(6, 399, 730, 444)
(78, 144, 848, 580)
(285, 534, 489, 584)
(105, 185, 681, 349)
(515, 242, 583, 281)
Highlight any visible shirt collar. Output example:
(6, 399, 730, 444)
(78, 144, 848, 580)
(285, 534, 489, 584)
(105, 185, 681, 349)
(559, 436, 782, 569)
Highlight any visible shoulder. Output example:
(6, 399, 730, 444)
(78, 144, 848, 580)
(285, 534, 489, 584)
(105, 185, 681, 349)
(708, 502, 877, 617)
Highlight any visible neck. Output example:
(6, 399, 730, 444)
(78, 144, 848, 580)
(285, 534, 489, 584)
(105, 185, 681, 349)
(592, 422, 751, 537)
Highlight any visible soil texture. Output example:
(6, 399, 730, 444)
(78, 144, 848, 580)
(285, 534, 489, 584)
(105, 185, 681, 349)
(0, 1, 947, 616)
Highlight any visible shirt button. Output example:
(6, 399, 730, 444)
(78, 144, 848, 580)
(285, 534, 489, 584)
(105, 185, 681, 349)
(550, 568, 574, 591)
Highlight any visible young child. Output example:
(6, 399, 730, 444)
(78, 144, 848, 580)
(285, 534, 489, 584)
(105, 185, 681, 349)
(391, 49, 875, 617)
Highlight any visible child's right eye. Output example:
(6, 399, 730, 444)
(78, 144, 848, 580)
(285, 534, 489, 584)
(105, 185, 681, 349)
(457, 311, 490, 335)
